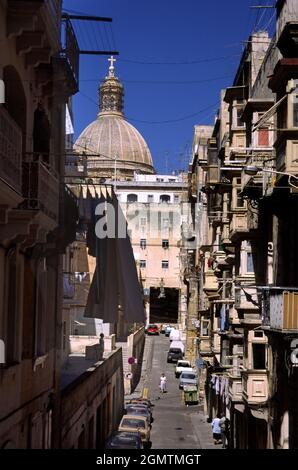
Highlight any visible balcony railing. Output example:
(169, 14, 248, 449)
(22, 154, 59, 223)
(262, 288, 298, 331)
(60, 16, 80, 92)
(0, 105, 22, 194)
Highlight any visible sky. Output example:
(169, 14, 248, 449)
(62, 0, 276, 174)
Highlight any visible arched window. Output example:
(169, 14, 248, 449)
(127, 193, 138, 203)
(160, 194, 170, 203)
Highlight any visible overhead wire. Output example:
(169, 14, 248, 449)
(78, 89, 219, 124)
(117, 53, 242, 65)
(78, 73, 233, 84)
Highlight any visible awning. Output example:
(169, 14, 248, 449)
(250, 408, 268, 421)
(252, 94, 287, 131)
(234, 404, 245, 413)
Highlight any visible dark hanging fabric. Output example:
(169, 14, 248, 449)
(84, 187, 145, 323)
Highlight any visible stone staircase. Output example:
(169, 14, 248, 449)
(116, 341, 129, 374)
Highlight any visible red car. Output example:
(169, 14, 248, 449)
(146, 324, 159, 335)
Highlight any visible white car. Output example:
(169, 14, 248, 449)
(175, 360, 192, 378)
(179, 371, 198, 389)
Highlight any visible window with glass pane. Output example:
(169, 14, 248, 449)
(236, 189, 244, 207)
(162, 260, 169, 269)
(140, 260, 146, 268)
(237, 107, 244, 127)
(258, 128, 269, 147)
(147, 194, 154, 203)
(247, 252, 254, 272)
(127, 193, 138, 203)
(252, 343, 266, 369)
(160, 194, 170, 203)
(140, 239, 146, 249)
(162, 239, 169, 249)
(202, 320, 209, 336)
(174, 195, 179, 203)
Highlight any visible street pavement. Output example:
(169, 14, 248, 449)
(139, 334, 221, 449)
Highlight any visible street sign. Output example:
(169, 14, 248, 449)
(195, 357, 205, 369)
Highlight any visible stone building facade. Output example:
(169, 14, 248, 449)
(185, 0, 298, 449)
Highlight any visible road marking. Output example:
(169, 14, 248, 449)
(142, 387, 148, 399)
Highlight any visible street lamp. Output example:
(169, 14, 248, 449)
(243, 165, 298, 189)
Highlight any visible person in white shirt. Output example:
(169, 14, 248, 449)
(159, 373, 167, 393)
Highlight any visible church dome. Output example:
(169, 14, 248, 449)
(74, 57, 155, 176)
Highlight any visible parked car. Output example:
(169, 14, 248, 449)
(175, 360, 192, 378)
(128, 398, 153, 409)
(164, 325, 173, 337)
(105, 431, 143, 449)
(125, 404, 152, 424)
(179, 371, 198, 389)
(118, 415, 150, 448)
(167, 347, 183, 363)
(146, 324, 159, 335)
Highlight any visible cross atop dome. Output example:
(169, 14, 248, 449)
(108, 56, 116, 77)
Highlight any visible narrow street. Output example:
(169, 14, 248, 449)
(143, 335, 219, 449)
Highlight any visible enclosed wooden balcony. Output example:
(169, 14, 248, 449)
(242, 370, 268, 405)
(203, 271, 218, 294)
(229, 212, 249, 241)
(198, 336, 212, 355)
(275, 138, 298, 175)
(0, 105, 22, 199)
(228, 374, 243, 402)
(262, 288, 298, 332)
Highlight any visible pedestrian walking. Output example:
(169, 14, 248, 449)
(211, 414, 222, 445)
(219, 414, 230, 448)
(159, 373, 167, 393)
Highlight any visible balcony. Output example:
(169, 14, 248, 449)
(262, 288, 298, 332)
(198, 336, 212, 355)
(235, 286, 260, 313)
(0, 105, 22, 199)
(241, 152, 274, 195)
(228, 374, 243, 402)
(276, 0, 298, 56)
(22, 154, 59, 229)
(7, 1, 61, 65)
(203, 271, 219, 296)
(275, 138, 298, 175)
(58, 16, 80, 95)
(242, 370, 268, 405)
(229, 212, 249, 241)
(212, 332, 221, 354)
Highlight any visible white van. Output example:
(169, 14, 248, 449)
(169, 328, 181, 342)
(169, 340, 185, 354)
